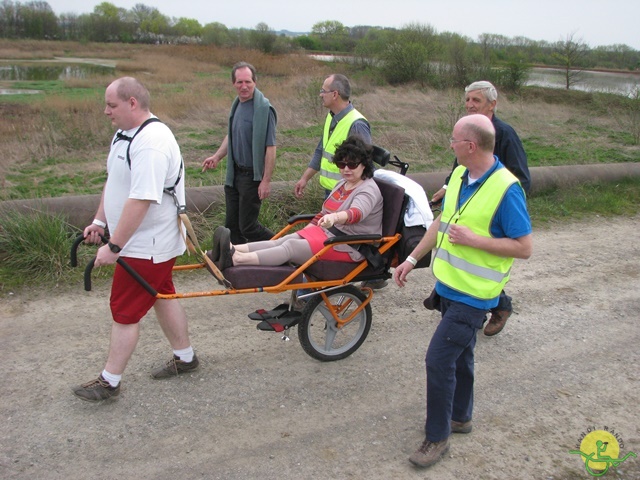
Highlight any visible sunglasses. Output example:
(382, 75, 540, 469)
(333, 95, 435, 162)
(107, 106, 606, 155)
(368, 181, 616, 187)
(334, 160, 362, 169)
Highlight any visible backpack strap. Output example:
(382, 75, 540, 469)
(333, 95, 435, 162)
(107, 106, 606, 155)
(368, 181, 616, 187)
(124, 117, 162, 169)
(119, 117, 184, 203)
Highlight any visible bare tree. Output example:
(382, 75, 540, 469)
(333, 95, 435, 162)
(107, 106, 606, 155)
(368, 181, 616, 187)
(554, 31, 589, 90)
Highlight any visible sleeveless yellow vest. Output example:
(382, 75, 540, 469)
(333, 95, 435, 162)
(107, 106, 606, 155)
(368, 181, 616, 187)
(319, 109, 366, 190)
(433, 165, 520, 300)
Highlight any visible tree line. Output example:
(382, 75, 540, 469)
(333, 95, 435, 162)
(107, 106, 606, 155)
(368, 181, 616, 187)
(1, 1, 639, 90)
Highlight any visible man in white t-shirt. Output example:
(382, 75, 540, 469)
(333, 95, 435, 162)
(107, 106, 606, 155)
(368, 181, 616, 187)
(73, 77, 199, 402)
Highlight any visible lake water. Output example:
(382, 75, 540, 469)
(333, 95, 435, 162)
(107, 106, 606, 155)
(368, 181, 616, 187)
(309, 54, 639, 97)
(526, 67, 639, 96)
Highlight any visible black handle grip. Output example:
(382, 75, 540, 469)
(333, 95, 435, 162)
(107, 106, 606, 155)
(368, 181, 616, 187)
(72, 233, 157, 297)
(70, 234, 87, 267)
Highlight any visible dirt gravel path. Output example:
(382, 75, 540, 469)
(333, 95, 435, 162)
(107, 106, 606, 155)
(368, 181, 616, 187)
(1, 215, 639, 479)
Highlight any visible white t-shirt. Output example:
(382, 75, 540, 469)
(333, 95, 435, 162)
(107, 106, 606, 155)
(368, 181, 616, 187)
(104, 117, 186, 263)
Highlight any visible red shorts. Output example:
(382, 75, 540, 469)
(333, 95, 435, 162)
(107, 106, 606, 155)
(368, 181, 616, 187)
(110, 257, 177, 325)
(297, 225, 356, 262)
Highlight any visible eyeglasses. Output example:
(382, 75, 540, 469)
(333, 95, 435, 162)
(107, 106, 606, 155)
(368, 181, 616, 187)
(449, 138, 471, 144)
(319, 89, 336, 95)
(334, 160, 362, 169)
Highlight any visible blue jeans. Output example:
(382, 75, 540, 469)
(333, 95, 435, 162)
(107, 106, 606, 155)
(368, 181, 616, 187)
(224, 169, 274, 245)
(424, 297, 487, 441)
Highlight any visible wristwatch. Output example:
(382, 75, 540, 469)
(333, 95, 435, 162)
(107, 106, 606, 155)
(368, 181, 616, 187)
(107, 241, 122, 253)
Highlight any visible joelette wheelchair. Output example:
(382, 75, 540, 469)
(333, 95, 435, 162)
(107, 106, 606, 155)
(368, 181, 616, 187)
(71, 153, 425, 362)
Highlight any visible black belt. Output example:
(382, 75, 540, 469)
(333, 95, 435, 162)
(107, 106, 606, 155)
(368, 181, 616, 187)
(234, 164, 254, 174)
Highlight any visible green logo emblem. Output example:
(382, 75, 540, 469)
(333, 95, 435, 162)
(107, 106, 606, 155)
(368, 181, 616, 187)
(569, 428, 637, 477)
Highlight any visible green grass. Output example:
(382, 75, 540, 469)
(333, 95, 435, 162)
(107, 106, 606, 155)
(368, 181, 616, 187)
(4, 159, 107, 200)
(7, 80, 103, 100)
(528, 177, 640, 226)
(522, 138, 638, 166)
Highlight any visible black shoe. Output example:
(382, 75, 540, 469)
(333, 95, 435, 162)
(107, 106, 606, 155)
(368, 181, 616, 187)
(215, 246, 235, 271)
(214, 228, 234, 271)
(73, 375, 120, 402)
(151, 354, 199, 379)
(209, 226, 228, 263)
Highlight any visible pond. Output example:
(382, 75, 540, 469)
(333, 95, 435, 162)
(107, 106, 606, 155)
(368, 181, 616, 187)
(0, 59, 115, 94)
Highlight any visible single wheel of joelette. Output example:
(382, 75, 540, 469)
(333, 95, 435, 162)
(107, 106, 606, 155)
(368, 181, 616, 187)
(298, 285, 372, 361)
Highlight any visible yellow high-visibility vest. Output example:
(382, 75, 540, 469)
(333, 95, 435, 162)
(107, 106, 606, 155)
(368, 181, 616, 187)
(433, 165, 520, 300)
(319, 109, 366, 191)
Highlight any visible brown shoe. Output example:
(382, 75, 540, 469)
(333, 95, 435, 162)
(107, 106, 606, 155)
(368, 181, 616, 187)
(484, 309, 512, 336)
(151, 354, 199, 379)
(408, 437, 450, 468)
(72, 375, 120, 402)
(451, 420, 473, 433)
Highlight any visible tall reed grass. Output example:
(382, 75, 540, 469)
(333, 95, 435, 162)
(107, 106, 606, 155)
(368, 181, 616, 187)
(0, 210, 79, 284)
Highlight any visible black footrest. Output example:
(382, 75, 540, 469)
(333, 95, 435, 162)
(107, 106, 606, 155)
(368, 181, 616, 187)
(248, 303, 290, 321)
(256, 311, 302, 332)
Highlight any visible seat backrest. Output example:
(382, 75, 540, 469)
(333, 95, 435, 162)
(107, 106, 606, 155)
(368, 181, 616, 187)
(373, 177, 407, 238)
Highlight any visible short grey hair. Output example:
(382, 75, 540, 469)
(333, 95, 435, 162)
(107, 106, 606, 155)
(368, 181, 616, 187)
(328, 74, 351, 101)
(465, 81, 498, 103)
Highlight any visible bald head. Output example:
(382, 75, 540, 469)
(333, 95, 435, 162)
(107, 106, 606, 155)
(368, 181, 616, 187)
(455, 114, 495, 153)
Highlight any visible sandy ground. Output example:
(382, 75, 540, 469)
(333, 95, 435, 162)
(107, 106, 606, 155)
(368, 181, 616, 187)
(1, 215, 639, 480)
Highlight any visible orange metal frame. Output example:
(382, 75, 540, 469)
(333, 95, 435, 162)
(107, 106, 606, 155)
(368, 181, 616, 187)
(154, 217, 401, 302)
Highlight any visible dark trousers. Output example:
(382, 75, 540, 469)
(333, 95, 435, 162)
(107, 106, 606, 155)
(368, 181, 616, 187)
(224, 169, 274, 245)
(424, 297, 487, 442)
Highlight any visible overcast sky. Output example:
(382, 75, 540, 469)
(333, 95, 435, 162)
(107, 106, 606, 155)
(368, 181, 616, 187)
(45, 0, 639, 50)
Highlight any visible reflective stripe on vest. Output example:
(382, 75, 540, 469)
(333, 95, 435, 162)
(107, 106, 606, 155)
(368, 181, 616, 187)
(319, 109, 366, 190)
(433, 165, 519, 300)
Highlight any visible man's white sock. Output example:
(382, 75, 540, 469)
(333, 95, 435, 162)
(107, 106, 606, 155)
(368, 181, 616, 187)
(173, 346, 194, 363)
(101, 370, 121, 387)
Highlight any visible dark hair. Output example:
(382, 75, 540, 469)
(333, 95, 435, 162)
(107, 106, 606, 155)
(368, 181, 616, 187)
(231, 61, 257, 83)
(332, 135, 375, 179)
